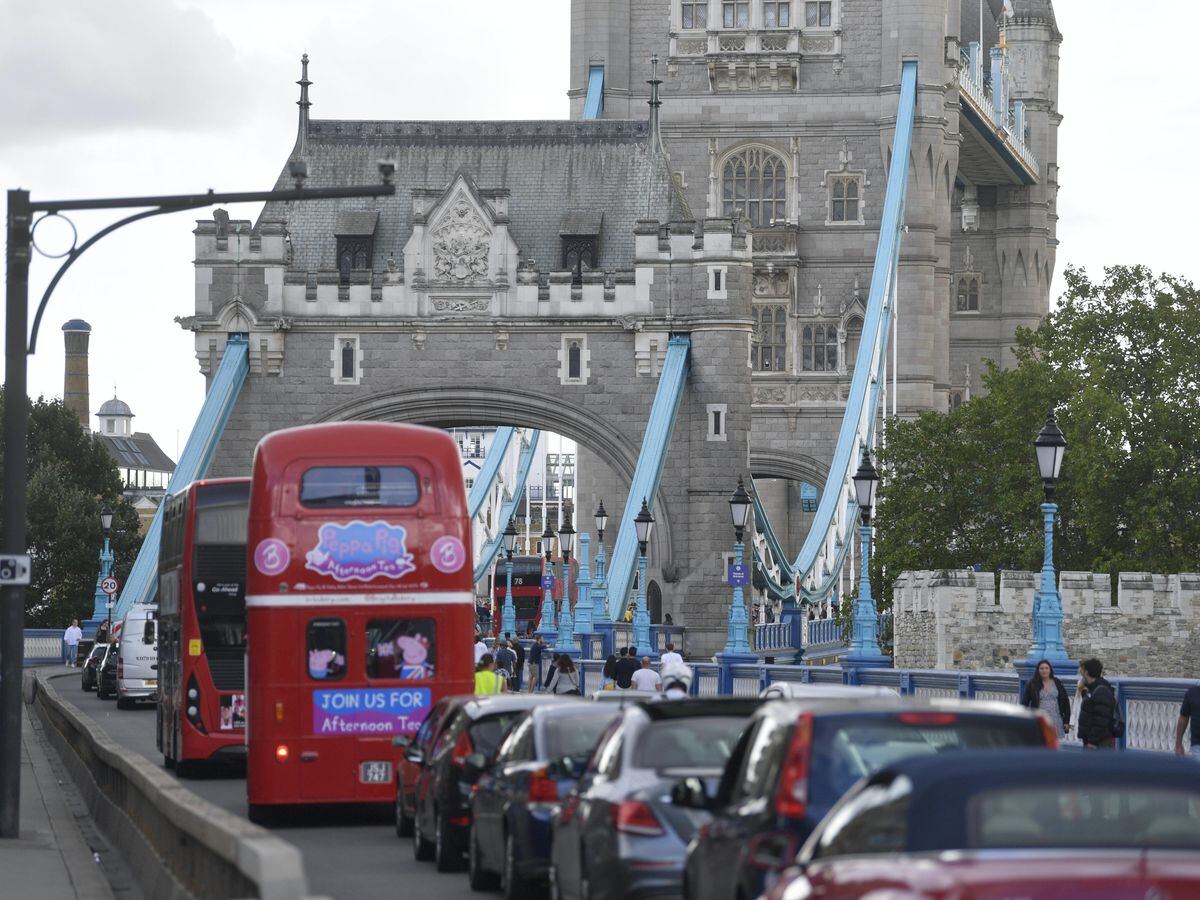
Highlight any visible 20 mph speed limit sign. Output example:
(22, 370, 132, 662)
(101, 576, 119, 596)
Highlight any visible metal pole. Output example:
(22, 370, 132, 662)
(502, 552, 516, 636)
(632, 546, 651, 652)
(1, 190, 32, 838)
(723, 540, 751, 655)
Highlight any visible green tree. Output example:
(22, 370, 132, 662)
(0, 389, 142, 627)
(873, 265, 1200, 603)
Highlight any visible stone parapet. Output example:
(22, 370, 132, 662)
(894, 569, 1200, 678)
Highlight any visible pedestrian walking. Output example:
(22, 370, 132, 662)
(630, 657, 662, 692)
(663, 613, 674, 626)
(1021, 658, 1071, 737)
(474, 632, 488, 664)
(528, 635, 546, 692)
(506, 632, 526, 691)
(1077, 658, 1121, 750)
(546, 655, 581, 695)
(599, 654, 618, 690)
(544, 653, 561, 690)
(660, 642, 683, 669)
(494, 640, 517, 687)
(613, 646, 641, 689)
(63, 619, 83, 666)
(623, 602, 634, 623)
(93, 618, 111, 646)
(661, 661, 693, 699)
(474, 653, 506, 695)
(1175, 681, 1200, 758)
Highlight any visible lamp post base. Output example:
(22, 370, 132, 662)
(716, 652, 758, 695)
(592, 622, 615, 660)
(840, 652, 893, 685)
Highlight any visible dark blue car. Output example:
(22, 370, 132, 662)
(467, 700, 621, 898)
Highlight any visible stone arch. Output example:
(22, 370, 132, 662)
(313, 383, 677, 573)
(750, 449, 829, 486)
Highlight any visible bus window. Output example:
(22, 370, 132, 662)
(300, 466, 420, 508)
(307, 619, 347, 680)
(366, 618, 436, 680)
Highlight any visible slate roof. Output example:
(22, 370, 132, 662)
(261, 119, 688, 274)
(98, 432, 176, 473)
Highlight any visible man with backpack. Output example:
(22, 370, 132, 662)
(505, 631, 526, 691)
(1077, 658, 1121, 750)
(493, 640, 517, 687)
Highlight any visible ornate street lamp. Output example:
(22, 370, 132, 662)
(556, 511, 576, 651)
(723, 476, 753, 654)
(632, 499, 654, 652)
(845, 449, 888, 662)
(590, 501, 610, 625)
(537, 520, 557, 639)
(94, 505, 116, 630)
(1027, 410, 1070, 662)
(500, 519, 518, 637)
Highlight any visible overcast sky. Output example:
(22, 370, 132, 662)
(0, 0, 1194, 458)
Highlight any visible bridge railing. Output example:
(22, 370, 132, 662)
(752, 613, 892, 656)
(24, 628, 67, 665)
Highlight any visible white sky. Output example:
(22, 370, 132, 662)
(0, 0, 1195, 457)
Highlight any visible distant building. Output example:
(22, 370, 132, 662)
(62, 320, 176, 534)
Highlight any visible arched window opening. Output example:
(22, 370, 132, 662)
(845, 315, 863, 369)
(568, 342, 582, 380)
(341, 341, 355, 380)
(338, 250, 353, 286)
(957, 277, 980, 311)
(802, 323, 837, 372)
(721, 147, 787, 227)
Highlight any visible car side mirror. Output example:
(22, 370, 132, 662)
(393, 734, 412, 749)
(462, 751, 489, 784)
(670, 776, 711, 810)
(545, 755, 575, 780)
(405, 748, 425, 765)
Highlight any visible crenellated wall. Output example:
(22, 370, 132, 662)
(893, 570, 1200, 678)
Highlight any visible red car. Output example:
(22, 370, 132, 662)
(767, 750, 1200, 899)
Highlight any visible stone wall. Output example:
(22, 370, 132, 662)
(893, 570, 1200, 678)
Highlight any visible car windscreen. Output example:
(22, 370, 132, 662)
(543, 710, 622, 762)
(969, 786, 1200, 850)
(470, 712, 525, 758)
(632, 716, 749, 771)
(810, 714, 1043, 810)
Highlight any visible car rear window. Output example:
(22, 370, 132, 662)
(632, 716, 748, 771)
(969, 787, 1200, 850)
(470, 713, 525, 758)
(543, 710, 622, 762)
(811, 714, 1043, 809)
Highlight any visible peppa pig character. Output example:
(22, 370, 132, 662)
(395, 634, 434, 680)
(308, 648, 345, 679)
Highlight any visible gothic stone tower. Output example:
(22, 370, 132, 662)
(570, 0, 1060, 557)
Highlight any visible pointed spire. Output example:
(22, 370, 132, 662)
(295, 53, 311, 158)
(647, 54, 665, 154)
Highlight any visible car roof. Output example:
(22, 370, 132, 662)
(884, 748, 1200, 786)
(463, 694, 575, 718)
(757, 695, 1038, 722)
(637, 698, 763, 720)
(534, 701, 616, 722)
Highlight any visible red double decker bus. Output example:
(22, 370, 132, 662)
(244, 422, 474, 817)
(156, 478, 251, 773)
(489, 556, 578, 635)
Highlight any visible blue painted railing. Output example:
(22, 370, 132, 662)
(115, 335, 250, 619)
(24, 629, 67, 665)
(583, 65, 605, 120)
(472, 429, 542, 584)
(605, 336, 690, 621)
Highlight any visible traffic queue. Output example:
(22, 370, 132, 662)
(77, 420, 1200, 899)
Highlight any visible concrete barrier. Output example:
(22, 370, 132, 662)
(24, 670, 313, 900)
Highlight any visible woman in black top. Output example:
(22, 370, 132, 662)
(1021, 658, 1071, 735)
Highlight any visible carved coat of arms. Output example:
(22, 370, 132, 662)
(432, 200, 490, 282)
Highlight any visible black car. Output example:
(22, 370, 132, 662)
(409, 693, 572, 872)
(96, 642, 120, 700)
(680, 698, 1056, 900)
(80, 643, 107, 692)
(396, 695, 474, 837)
(468, 701, 622, 897)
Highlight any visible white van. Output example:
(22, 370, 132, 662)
(116, 604, 158, 709)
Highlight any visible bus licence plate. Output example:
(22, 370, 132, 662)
(360, 761, 392, 784)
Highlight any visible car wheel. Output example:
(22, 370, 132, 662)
(501, 830, 530, 900)
(548, 864, 562, 900)
(434, 809, 464, 873)
(579, 867, 591, 900)
(395, 786, 414, 838)
(412, 809, 434, 862)
(468, 824, 499, 891)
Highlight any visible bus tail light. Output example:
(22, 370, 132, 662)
(275, 702, 284, 723)
(775, 713, 813, 821)
(275, 744, 289, 762)
(185, 674, 207, 734)
(451, 730, 473, 767)
(611, 801, 664, 837)
(528, 768, 559, 803)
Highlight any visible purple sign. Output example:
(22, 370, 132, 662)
(312, 687, 431, 735)
(305, 520, 417, 583)
(253, 538, 290, 577)
(430, 536, 467, 574)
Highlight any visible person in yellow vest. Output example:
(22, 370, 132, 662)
(474, 653, 506, 695)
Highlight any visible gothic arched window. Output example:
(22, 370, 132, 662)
(830, 176, 860, 222)
(957, 276, 980, 311)
(568, 341, 582, 380)
(845, 315, 863, 369)
(754, 305, 788, 372)
(721, 147, 787, 227)
(802, 323, 838, 372)
(341, 341, 356, 380)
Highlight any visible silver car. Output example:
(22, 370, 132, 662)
(759, 681, 899, 700)
(549, 698, 761, 900)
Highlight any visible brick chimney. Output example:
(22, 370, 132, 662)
(62, 319, 91, 429)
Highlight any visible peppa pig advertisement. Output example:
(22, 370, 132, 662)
(305, 520, 417, 583)
(312, 687, 432, 735)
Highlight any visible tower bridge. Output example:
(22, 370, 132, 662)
(111, 0, 1061, 660)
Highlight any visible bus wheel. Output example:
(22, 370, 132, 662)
(175, 760, 196, 779)
(412, 811, 435, 861)
(434, 810, 464, 872)
(163, 754, 176, 770)
(248, 804, 275, 826)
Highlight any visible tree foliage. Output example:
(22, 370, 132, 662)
(0, 389, 142, 626)
(873, 265, 1200, 602)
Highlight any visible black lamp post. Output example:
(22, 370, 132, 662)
(1027, 410, 1069, 662)
(846, 450, 886, 662)
(632, 499, 655, 651)
(590, 500, 610, 628)
(500, 519, 518, 636)
(723, 476, 753, 654)
(538, 520, 557, 638)
(556, 511, 576, 650)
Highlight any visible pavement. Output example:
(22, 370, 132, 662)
(0, 667, 129, 900)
